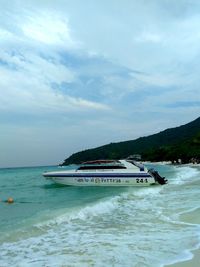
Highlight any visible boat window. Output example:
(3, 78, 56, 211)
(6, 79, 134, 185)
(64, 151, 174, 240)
(77, 165, 126, 170)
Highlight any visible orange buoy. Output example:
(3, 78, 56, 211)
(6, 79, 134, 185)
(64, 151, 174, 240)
(7, 197, 14, 204)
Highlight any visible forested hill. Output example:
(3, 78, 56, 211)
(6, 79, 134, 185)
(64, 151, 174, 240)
(62, 117, 200, 165)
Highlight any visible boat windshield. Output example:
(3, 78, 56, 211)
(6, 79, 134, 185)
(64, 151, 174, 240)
(77, 165, 126, 170)
(77, 160, 126, 170)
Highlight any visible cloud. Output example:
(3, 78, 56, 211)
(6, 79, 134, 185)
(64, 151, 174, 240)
(0, 60, 110, 115)
(0, 9, 111, 118)
(21, 11, 78, 49)
(0, 28, 13, 40)
(132, 72, 182, 88)
(166, 101, 200, 108)
(134, 32, 162, 43)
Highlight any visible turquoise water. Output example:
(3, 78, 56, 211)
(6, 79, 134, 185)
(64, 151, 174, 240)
(0, 164, 200, 267)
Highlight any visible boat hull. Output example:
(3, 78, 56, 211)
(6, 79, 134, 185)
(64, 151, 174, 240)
(44, 174, 156, 186)
(43, 159, 167, 186)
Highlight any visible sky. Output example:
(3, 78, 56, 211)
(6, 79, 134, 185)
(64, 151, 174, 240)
(0, 0, 200, 167)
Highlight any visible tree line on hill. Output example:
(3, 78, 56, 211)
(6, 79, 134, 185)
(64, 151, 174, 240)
(62, 117, 200, 165)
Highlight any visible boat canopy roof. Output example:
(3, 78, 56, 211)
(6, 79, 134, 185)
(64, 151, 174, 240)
(77, 159, 145, 171)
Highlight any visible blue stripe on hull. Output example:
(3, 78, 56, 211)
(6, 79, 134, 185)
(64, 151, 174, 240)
(45, 173, 152, 178)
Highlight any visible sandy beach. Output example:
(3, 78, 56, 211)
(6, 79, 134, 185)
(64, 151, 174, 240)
(144, 161, 200, 167)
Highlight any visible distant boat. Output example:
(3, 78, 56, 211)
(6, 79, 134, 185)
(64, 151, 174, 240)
(43, 159, 167, 186)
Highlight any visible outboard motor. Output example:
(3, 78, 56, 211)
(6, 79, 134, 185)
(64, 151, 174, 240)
(148, 169, 168, 185)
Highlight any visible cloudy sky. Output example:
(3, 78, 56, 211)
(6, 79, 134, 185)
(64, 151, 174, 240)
(0, 0, 200, 167)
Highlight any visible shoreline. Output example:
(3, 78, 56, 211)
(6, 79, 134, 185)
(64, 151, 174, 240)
(164, 162, 200, 267)
(143, 161, 200, 167)
(165, 248, 200, 267)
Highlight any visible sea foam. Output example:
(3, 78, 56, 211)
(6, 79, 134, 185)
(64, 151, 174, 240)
(170, 166, 199, 185)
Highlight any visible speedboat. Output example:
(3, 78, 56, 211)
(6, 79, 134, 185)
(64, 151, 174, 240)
(43, 159, 167, 186)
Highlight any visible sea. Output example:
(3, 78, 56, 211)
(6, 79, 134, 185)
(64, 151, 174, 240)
(0, 163, 200, 267)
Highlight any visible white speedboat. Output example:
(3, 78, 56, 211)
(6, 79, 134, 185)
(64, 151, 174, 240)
(43, 159, 167, 186)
